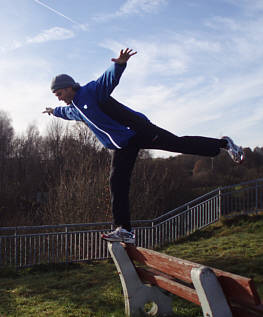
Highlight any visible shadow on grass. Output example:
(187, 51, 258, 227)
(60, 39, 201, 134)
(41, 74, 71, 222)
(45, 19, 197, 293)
(0, 261, 205, 317)
(0, 261, 125, 317)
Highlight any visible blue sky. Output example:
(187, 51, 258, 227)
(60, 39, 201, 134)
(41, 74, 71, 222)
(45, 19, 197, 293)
(0, 0, 263, 156)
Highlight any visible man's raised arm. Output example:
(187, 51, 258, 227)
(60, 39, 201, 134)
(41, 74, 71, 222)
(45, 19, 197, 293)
(96, 48, 137, 102)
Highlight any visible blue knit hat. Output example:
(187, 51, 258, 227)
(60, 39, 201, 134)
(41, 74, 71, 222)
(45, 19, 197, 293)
(51, 74, 80, 92)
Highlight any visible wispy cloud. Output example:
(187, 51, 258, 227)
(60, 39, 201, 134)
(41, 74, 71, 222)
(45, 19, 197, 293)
(33, 0, 89, 31)
(26, 27, 75, 44)
(204, 16, 241, 32)
(0, 41, 23, 54)
(93, 0, 167, 22)
(117, 0, 167, 15)
(227, 0, 263, 13)
(0, 27, 75, 53)
(100, 34, 221, 80)
(204, 13, 263, 64)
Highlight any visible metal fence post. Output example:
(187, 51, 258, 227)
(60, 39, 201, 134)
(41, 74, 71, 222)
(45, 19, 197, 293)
(65, 226, 68, 263)
(255, 180, 258, 212)
(14, 228, 18, 267)
(151, 221, 154, 248)
(0, 238, 2, 267)
(218, 188, 222, 219)
(187, 205, 190, 235)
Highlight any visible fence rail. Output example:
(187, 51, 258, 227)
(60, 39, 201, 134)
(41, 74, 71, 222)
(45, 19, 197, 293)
(1, 178, 263, 268)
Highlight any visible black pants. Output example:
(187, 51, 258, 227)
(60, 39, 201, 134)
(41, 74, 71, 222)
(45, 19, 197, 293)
(109, 124, 225, 232)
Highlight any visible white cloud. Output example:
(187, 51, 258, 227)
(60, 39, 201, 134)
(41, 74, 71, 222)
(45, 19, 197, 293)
(227, 0, 263, 13)
(0, 56, 55, 135)
(0, 27, 75, 54)
(182, 37, 221, 52)
(117, 0, 167, 15)
(93, 0, 167, 22)
(204, 16, 241, 32)
(73, 24, 89, 32)
(204, 14, 263, 65)
(100, 39, 191, 80)
(26, 27, 75, 44)
(0, 41, 23, 54)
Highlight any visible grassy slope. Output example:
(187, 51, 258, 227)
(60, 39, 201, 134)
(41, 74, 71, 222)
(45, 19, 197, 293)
(159, 213, 263, 316)
(161, 214, 263, 292)
(0, 214, 262, 317)
(0, 261, 127, 317)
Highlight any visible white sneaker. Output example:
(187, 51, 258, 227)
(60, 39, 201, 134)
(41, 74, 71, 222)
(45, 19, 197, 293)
(101, 227, 135, 244)
(222, 136, 244, 164)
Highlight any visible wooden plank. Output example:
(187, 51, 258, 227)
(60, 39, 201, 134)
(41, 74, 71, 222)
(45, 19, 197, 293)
(124, 245, 261, 306)
(136, 267, 200, 306)
(214, 271, 261, 306)
(125, 245, 197, 284)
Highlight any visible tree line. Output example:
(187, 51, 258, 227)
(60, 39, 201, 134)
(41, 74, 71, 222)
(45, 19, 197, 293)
(0, 110, 262, 227)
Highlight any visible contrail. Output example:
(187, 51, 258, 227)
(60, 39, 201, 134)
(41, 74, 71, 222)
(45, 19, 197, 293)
(33, 0, 82, 27)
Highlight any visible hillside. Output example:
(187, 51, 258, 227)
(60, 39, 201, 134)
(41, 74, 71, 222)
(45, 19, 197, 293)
(160, 213, 263, 316)
(161, 213, 263, 294)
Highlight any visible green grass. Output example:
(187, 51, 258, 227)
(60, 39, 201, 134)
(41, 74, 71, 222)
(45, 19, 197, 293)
(0, 213, 262, 316)
(159, 213, 263, 316)
(0, 261, 125, 317)
(161, 214, 263, 289)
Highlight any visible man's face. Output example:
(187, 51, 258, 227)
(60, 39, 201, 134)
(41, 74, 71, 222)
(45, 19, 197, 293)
(54, 87, 75, 105)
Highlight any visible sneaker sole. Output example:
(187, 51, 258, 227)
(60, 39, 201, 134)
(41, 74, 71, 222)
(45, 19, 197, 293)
(122, 238, 135, 244)
(234, 147, 245, 164)
(238, 150, 245, 164)
(101, 234, 122, 242)
(101, 234, 135, 244)
(223, 136, 244, 164)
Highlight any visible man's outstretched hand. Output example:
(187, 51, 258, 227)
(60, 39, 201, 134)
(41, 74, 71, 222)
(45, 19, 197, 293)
(43, 107, 54, 115)
(111, 48, 137, 64)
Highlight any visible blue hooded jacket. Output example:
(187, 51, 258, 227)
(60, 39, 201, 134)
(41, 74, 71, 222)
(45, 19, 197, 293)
(53, 62, 150, 149)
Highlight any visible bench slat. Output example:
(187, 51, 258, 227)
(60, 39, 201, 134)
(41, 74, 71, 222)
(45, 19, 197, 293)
(136, 267, 200, 306)
(125, 245, 261, 306)
(125, 244, 196, 283)
(215, 272, 261, 306)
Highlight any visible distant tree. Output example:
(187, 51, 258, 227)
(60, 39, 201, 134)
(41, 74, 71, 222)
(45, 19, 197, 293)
(42, 122, 112, 224)
(192, 157, 212, 176)
(0, 111, 14, 212)
(0, 110, 14, 161)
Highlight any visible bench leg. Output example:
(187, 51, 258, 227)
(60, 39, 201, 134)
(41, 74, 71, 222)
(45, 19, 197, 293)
(108, 242, 173, 316)
(191, 266, 233, 317)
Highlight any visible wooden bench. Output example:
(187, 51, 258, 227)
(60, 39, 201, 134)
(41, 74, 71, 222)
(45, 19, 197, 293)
(108, 243, 263, 317)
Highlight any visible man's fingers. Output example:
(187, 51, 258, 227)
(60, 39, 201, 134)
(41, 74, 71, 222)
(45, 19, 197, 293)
(43, 107, 53, 115)
(129, 50, 137, 57)
(123, 48, 133, 54)
(124, 48, 137, 57)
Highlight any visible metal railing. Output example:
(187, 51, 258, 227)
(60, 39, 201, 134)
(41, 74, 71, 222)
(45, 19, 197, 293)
(0, 178, 262, 268)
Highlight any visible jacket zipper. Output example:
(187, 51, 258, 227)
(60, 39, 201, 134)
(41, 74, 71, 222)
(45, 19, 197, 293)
(72, 101, 122, 149)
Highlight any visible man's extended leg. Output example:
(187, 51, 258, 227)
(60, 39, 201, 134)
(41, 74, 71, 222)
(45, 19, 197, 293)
(137, 125, 223, 156)
(130, 124, 243, 162)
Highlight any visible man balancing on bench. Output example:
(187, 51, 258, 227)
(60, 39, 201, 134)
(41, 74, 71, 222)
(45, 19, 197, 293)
(43, 48, 244, 244)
